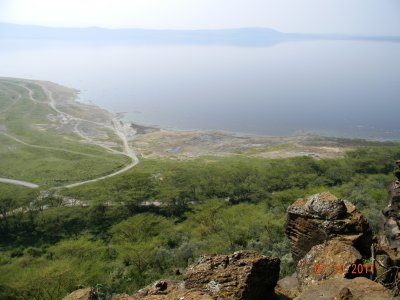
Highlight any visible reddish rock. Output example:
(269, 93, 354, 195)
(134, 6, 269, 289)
(294, 277, 391, 300)
(115, 251, 281, 300)
(285, 192, 371, 262)
(184, 251, 280, 300)
(296, 240, 362, 289)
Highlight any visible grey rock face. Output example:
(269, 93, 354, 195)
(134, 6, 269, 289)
(304, 192, 347, 220)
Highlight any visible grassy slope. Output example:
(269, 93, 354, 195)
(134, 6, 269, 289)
(0, 79, 129, 187)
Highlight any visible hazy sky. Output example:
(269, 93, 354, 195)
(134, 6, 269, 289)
(0, 0, 399, 34)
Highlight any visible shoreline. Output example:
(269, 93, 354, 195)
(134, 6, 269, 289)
(129, 120, 400, 143)
(3, 76, 399, 143)
(0, 77, 399, 190)
(29, 78, 398, 162)
(0, 77, 139, 189)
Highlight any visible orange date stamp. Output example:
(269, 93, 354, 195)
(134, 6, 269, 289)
(313, 263, 375, 275)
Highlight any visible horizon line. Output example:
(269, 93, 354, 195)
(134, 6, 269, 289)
(1, 21, 400, 39)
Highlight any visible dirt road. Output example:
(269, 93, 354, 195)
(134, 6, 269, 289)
(0, 80, 140, 189)
(0, 178, 39, 189)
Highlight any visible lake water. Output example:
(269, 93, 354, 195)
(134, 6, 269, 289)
(1, 39, 399, 139)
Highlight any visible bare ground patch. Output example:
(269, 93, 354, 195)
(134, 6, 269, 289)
(133, 129, 354, 160)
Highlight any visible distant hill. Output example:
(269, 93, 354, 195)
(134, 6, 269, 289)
(0, 22, 399, 46)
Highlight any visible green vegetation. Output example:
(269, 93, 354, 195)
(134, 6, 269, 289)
(0, 79, 130, 187)
(1, 144, 399, 299)
(1, 77, 400, 299)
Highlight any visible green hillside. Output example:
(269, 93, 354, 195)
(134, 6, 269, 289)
(0, 78, 130, 187)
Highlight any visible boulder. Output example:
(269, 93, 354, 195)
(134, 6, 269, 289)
(296, 240, 363, 289)
(184, 251, 280, 300)
(285, 192, 371, 262)
(294, 277, 392, 300)
(118, 251, 281, 300)
(63, 288, 97, 300)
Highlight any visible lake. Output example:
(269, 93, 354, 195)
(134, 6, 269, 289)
(0, 39, 399, 139)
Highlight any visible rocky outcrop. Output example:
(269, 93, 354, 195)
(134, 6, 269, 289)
(113, 251, 280, 300)
(184, 251, 280, 299)
(368, 160, 400, 291)
(63, 288, 97, 300)
(285, 192, 372, 262)
(294, 277, 392, 300)
(283, 191, 396, 297)
(296, 240, 363, 289)
(383, 160, 400, 249)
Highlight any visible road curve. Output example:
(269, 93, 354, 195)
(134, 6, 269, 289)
(64, 118, 139, 188)
(64, 161, 137, 188)
(0, 178, 39, 188)
(0, 80, 140, 190)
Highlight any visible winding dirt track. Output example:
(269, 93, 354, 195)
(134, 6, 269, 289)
(0, 81, 139, 189)
(64, 119, 139, 188)
(0, 178, 39, 189)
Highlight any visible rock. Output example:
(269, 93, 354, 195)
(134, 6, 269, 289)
(395, 160, 400, 180)
(117, 251, 281, 300)
(334, 287, 359, 300)
(63, 288, 97, 300)
(372, 236, 400, 293)
(304, 192, 347, 220)
(184, 251, 280, 300)
(285, 192, 371, 262)
(152, 280, 168, 292)
(120, 280, 213, 300)
(275, 274, 299, 299)
(294, 277, 392, 300)
(296, 240, 362, 289)
(374, 254, 395, 285)
(374, 160, 400, 293)
(383, 161, 400, 250)
(126, 280, 184, 299)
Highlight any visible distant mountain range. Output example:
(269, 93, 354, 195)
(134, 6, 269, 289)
(1, 22, 399, 46)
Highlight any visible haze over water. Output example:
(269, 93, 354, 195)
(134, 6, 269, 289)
(1, 39, 399, 139)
